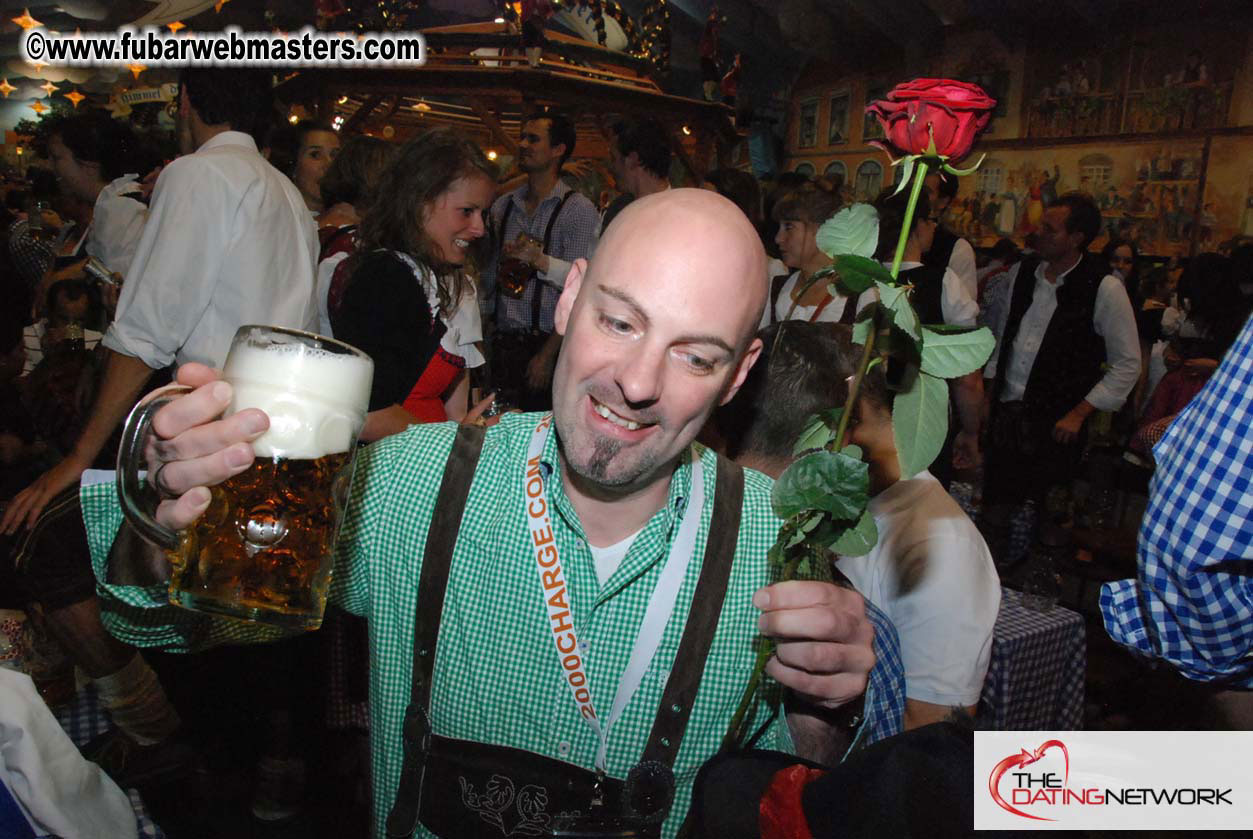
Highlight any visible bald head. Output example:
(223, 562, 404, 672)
(550, 188, 769, 495)
(592, 188, 768, 349)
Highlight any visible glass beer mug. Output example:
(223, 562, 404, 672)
(497, 233, 539, 299)
(117, 326, 373, 630)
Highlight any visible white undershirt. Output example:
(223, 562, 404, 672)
(588, 528, 643, 586)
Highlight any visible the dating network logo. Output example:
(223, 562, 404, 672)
(988, 739, 1071, 820)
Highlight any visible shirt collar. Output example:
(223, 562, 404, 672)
(512, 178, 571, 211)
(538, 420, 695, 552)
(1034, 253, 1083, 286)
(198, 130, 258, 154)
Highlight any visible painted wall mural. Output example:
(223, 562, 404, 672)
(944, 137, 1253, 257)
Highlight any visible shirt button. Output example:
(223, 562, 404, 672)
(557, 741, 571, 756)
(578, 640, 589, 653)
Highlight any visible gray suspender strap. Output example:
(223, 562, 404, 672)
(496, 191, 575, 331)
(640, 454, 744, 766)
(532, 190, 575, 331)
(387, 423, 487, 838)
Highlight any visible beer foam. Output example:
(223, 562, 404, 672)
(224, 337, 373, 459)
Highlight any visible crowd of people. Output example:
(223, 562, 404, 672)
(1, 64, 1250, 839)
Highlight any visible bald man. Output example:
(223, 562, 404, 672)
(81, 189, 876, 838)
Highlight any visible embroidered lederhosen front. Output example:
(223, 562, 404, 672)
(385, 424, 745, 838)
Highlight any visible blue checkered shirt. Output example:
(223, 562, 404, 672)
(1101, 313, 1253, 685)
(861, 599, 906, 744)
(482, 180, 599, 333)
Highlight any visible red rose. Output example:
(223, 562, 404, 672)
(865, 78, 996, 162)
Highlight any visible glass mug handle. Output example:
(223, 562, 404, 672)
(116, 391, 190, 552)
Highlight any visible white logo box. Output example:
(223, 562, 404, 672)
(974, 731, 1253, 830)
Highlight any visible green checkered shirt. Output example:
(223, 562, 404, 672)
(82, 412, 795, 837)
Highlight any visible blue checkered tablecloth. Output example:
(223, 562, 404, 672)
(52, 685, 165, 839)
(980, 586, 1086, 730)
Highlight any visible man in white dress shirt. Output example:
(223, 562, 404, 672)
(4, 68, 318, 533)
(981, 192, 1140, 564)
(4, 68, 318, 787)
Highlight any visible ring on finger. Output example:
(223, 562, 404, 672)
(151, 461, 179, 500)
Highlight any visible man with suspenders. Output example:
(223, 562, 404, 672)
(80, 190, 877, 838)
(484, 110, 599, 412)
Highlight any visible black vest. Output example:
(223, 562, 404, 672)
(899, 264, 945, 326)
(923, 227, 959, 273)
(993, 252, 1107, 422)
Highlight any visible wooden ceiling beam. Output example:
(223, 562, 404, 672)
(342, 94, 384, 135)
(468, 97, 519, 156)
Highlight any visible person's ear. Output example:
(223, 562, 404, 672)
(554, 258, 588, 336)
(719, 337, 763, 406)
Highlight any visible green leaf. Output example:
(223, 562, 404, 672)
(853, 318, 871, 346)
(793, 415, 835, 457)
(891, 367, 949, 479)
(771, 450, 869, 522)
(890, 155, 916, 197)
(829, 508, 879, 557)
(941, 153, 986, 178)
(839, 443, 863, 461)
(875, 281, 920, 341)
(832, 255, 893, 295)
(919, 326, 996, 378)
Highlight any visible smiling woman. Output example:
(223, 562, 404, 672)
(327, 128, 496, 440)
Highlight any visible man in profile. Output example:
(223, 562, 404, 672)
(483, 110, 598, 412)
(83, 190, 878, 836)
(601, 116, 673, 232)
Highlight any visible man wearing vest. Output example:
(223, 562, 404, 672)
(484, 110, 599, 412)
(981, 193, 1140, 564)
(81, 190, 877, 839)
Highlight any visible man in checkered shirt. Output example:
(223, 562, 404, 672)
(85, 189, 878, 837)
(1101, 312, 1253, 698)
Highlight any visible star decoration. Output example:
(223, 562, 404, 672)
(167, 21, 186, 33)
(128, 63, 146, 80)
(12, 9, 42, 30)
(31, 61, 46, 74)
(0, 79, 14, 98)
(65, 89, 85, 108)
(30, 100, 47, 114)
(215, 0, 231, 13)
(40, 80, 58, 97)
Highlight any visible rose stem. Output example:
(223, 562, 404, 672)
(889, 160, 931, 280)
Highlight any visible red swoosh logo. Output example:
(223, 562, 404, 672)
(988, 740, 1070, 821)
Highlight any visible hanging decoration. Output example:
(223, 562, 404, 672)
(39, 80, 58, 97)
(639, 0, 671, 76)
(0, 79, 15, 98)
(11, 9, 42, 30)
(344, 0, 424, 33)
(29, 101, 47, 114)
(64, 89, 86, 108)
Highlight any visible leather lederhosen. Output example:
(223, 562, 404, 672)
(385, 425, 746, 838)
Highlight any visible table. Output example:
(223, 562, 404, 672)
(53, 685, 166, 839)
(979, 586, 1087, 730)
